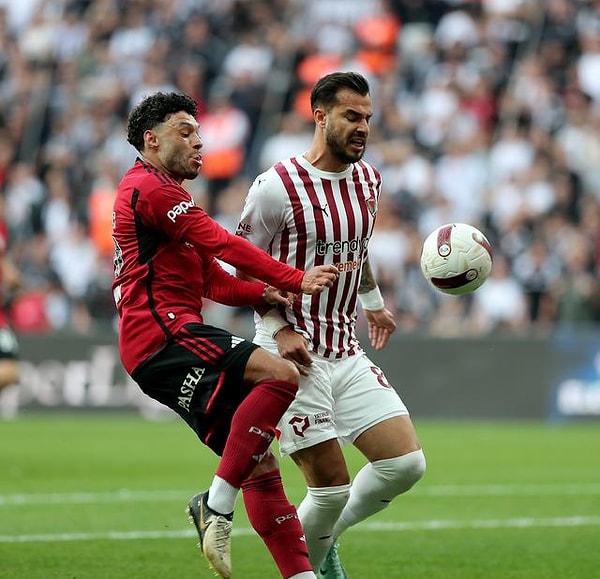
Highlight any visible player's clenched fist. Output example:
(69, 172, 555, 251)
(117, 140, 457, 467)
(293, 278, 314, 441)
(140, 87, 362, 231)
(300, 265, 339, 294)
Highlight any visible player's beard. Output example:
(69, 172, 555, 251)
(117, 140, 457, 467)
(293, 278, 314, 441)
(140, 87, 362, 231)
(174, 153, 200, 181)
(326, 126, 365, 164)
(161, 144, 199, 181)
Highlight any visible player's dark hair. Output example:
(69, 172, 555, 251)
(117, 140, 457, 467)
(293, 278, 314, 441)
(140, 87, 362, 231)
(127, 92, 198, 152)
(310, 72, 370, 112)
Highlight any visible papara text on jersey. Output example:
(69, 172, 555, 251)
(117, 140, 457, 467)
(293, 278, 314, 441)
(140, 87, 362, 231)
(316, 236, 369, 256)
(167, 198, 196, 222)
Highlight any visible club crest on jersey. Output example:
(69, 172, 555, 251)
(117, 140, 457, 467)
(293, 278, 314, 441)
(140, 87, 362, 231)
(366, 195, 377, 215)
(288, 415, 310, 437)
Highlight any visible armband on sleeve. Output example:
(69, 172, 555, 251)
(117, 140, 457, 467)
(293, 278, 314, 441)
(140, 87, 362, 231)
(357, 286, 385, 311)
(262, 308, 289, 338)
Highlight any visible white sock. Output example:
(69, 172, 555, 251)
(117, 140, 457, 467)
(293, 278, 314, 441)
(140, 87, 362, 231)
(207, 475, 239, 515)
(297, 484, 351, 569)
(333, 449, 426, 537)
(288, 572, 317, 579)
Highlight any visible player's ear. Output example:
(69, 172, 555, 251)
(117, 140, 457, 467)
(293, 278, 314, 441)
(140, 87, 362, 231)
(143, 129, 159, 150)
(313, 107, 326, 129)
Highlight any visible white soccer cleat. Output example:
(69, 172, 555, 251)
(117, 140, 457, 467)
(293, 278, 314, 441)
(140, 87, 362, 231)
(186, 491, 233, 578)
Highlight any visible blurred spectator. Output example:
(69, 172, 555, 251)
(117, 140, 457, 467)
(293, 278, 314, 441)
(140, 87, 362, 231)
(199, 84, 250, 213)
(367, 193, 411, 302)
(4, 162, 44, 240)
(49, 220, 98, 308)
(470, 252, 528, 333)
(488, 121, 535, 186)
(41, 167, 73, 244)
(555, 89, 600, 196)
(433, 134, 488, 225)
(258, 111, 312, 172)
(552, 238, 600, 328)
(512, 237, 563, 329)
(176, 11, 229, 88)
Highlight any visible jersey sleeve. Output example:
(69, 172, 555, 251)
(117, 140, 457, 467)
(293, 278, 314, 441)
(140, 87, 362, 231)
(237, 169, 286, 251)
(137, 180, 303, 293)
(203, 258, 265, 306)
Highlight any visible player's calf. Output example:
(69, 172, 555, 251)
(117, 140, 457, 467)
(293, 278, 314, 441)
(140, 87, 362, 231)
(243, 470, 314, 578)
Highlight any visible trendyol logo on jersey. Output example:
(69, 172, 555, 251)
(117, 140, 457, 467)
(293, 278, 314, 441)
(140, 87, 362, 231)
(178, 366, 205, 411)
(317, 236, 370, 273)
(316, 236, 369, 257)
(167, 197, 195, 222)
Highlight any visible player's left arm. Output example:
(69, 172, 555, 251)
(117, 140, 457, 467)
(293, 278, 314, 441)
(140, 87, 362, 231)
(358, 255, 396, 350)
(204, 258, 295, 308)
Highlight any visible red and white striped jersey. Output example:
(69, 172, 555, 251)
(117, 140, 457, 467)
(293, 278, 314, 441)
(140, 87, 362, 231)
(237, 155, 382, 359)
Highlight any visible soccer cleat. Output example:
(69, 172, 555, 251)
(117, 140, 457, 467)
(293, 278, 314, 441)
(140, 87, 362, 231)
(316, 542, 349, 579)
(186, 491, 233, 579)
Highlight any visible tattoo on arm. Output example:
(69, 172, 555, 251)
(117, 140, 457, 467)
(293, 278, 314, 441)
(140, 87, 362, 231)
(358, 256, 377, 294)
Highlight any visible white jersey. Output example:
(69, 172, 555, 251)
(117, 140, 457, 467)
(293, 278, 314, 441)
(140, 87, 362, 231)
(237, 154, 381, 358)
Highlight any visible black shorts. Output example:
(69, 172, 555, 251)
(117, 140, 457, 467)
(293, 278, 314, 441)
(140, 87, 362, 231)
(0, 326, 19, 360)
(132, 322, 260, 455)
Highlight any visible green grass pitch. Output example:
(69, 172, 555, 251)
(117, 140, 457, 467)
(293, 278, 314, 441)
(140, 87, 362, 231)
(1, 414, 598, 578)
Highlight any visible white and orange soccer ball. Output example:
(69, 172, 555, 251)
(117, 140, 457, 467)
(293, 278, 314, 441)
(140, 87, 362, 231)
(420, 223, 493, 296)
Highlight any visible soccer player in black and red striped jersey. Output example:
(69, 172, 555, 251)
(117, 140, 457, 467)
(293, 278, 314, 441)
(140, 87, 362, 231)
(237, 72, 427, 578)
(112, 91, 338, 579)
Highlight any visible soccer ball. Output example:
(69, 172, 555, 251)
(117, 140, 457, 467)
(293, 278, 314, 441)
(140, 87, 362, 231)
(420, 223, 493, 296)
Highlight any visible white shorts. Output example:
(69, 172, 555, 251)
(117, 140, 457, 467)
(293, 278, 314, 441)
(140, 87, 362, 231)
(254, 332, 409, 457)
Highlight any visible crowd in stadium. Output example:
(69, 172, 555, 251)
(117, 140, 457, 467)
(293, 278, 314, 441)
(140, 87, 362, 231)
(1, 0, 600, 337)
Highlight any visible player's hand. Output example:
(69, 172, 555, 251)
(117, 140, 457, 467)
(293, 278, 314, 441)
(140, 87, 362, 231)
(365, 307, 396, 350)
(301, 265, 339, 294)
(262, 286, 296, 308)
(274, 326, 312, 376)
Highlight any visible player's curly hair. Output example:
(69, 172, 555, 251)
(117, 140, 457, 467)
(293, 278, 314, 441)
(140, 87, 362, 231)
(310, 71, 370, 112)
(126, 92, 198, 152)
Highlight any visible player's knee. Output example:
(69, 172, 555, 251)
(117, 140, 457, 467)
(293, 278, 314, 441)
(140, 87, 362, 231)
(247, 349, 299, 387)
(402, 448, 427, 487)
(373, 449, 426, 494)
(248, 451, 279, 478)
(271, 357, 300, 385)
(306, 484, 351, 512)
(0, 360, 19, 390)
(253, 357, 299, 406)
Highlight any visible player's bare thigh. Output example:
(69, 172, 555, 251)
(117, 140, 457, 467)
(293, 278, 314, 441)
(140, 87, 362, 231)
(243, 347, 299, 385)
(354, 415, 421, 462)
(290, 438, 350, 487)
(0, 359, 18, 390)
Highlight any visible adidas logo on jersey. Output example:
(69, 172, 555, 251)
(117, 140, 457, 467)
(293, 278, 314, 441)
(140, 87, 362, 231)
(231, 336, 244, 348)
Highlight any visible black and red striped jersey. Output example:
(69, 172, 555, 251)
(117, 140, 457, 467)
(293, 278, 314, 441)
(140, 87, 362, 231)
(237, 155, 381, 358)
(112, 159, 304, 374)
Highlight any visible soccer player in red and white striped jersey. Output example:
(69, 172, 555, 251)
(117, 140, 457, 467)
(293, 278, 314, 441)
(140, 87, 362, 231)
(237, 72, 427, 577)
(113, 92, 339, 579)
